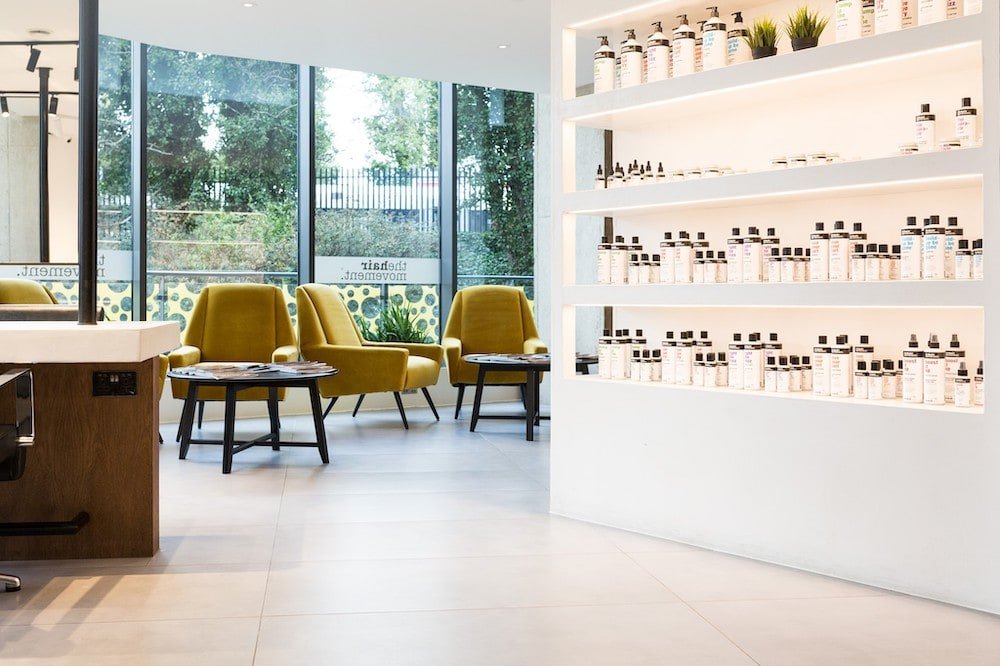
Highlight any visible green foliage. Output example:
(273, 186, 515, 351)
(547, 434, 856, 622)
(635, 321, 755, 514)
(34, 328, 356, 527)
(784, 7, 829, 39)
(363, 76, 439, 170)
(745, 18, 780, 49)
(315, 209, 438, 258)
(355, 300, 433, 343)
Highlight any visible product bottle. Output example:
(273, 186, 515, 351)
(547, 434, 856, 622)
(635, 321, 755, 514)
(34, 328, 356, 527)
(620, 29, 644, 88)
(829, 335, 854, 397)
(742, 226, 763, 283)
(902, 334, 925, 403)
(651, 349, 663, 382)
(621, 329, 634, 379)
(764, 357, 778, 392)
(828, 221, 850, 281)
(717, 350, 729, 387)
(781, 247, 796, 283)
(693, 352, 705, 386)
(900, 217, 923, 280)
(868, 360, 883, 400)
(954, 362, 972, 408)
(646, 22, 671, 83)
(777, 357, 791, 394)
(943, 216, 962, 279)
(923, 334, 946, 405)
(764, 332, 783, 366)
(627, 253, 641, 285)
(922, 215, 945, 280)
(854, 361, 869, 399)
(973, 239, 984, 280)
(890, 245, 902, 280)
(955, 239, 973, 279)
(631, 349, 643, 381)
(965, 0, 982, 15)
(878, 244, 892, 280)
(659, 233, 676, 284)
(793, 247, 807, 282)
(809, 222, 830, 282)
(801, 356, 814, 391)
(676, 331, 694, 385)
(632, 328, 648, 352)
(875, 0, 904, 32)
(695, 330, 712, 354)
(918, 0, 947, 25)
(612, 163, 626, 188)
(598, 329, 613, 378)
(597, 237, 612, 284)
(813, 335, 832, 396)
(882, 359, 898, 399)
(674, 231, 694, 283)
(944, 333, 965, 404)
(661, 331, 676, 383)
(610, 235, 629, 284)
(694, 20, 705, 73)
(974, 361, 984, 406)
(851, 243, 867, 282)
(865, 243, 881, 282)
(702, 7, 728, 71)
(743, 332, 763, 391)
(649, 254, 661, 284)
(915, 104, 937, 153)
(836, 0, 863, 42)
(790, 355, 803, 392)
(610, 329, 627, 380)
(727, 11, 752, 64)
(955, 97, 978, 148)
(672, 15, 697, 77)
(726, 228, 744, 284)
(767, 248, 782, 283)
(593, 36, 617, 94)
(854, 335, 875, 370)
(862, 0, 876, 36)
(728, 333, 744, 389)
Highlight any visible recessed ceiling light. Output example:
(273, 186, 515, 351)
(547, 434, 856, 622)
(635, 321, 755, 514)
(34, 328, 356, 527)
(242, 2, 255, 6)
(498, 44, 509, 49)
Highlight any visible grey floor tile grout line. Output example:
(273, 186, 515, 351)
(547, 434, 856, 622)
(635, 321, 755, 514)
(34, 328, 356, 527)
(254, 465, 289, 664)
(255, 599, 686, 620)
(618, 548, 764, 666)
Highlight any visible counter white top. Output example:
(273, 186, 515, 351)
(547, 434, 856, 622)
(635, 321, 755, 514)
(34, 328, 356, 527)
(0, 321, 180, 363)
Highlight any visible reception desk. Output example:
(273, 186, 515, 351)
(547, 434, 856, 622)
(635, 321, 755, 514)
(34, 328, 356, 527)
(0, 321, 178, 559)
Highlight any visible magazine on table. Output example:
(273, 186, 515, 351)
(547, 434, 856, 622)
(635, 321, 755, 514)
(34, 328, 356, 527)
(465, 353, 551, 365)
(171, 361, 334, 380)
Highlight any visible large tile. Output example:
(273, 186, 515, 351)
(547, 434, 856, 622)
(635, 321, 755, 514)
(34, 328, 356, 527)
(277, 490, 549, 525)
(150, 525, 277, 567)
(159, 492, 283, 529)
(0, 564, 268, 626)
(263, 552, 678, 616)
(255, 603, 755, 666)
(271, 516, 622, 562)
(281, 469, 543, 496)
(694, 595, 1000, 666)
(630, 549, 887, 602)
(0, 617, 259, 665)
(324, 450, 518, 473)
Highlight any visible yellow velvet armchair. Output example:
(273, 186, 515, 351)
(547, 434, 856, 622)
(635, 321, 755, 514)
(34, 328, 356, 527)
(169, 284, 297, 433)
(296, 283, 443, 429)
(0, 279, 57, 304)
(442, 285, 547, 418)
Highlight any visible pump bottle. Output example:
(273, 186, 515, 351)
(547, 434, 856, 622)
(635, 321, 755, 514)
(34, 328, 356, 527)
(727, 12, 752, 65)
(836, 0, 863, 42)
(619, 30, 644, 88)
(918, 0, 947, 25)
(646, 22, 671, 83)
(944, 334, 964, 403)
(672, 15, 697, 77)
(593, 36, 616, 94)
(923, 334, 946, 405)
(953, 362, 972, 408)
(915, 103, 937, 153)
(875, 0, 904, 32)
(965, 0, 982, 15)
(694, 20, 705, 73)
(702, 7, 728, 71)
(902, 334, 924, 403)
(974, 361, 984, 406)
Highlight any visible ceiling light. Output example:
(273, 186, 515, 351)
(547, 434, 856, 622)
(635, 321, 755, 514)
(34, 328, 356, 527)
(242, 2, 256, 6)
(48, 96, 58, 115)
(497, 44, 509, 49)
(1, 97, 9, 118)
(26, 46, 41, 72)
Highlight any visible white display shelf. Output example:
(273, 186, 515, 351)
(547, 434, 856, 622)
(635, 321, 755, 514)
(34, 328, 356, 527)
(562, 149, 983, 215)
(571, 374, 984, 415)
(564, 281, 987, 308)
(562, 16, 982, 127)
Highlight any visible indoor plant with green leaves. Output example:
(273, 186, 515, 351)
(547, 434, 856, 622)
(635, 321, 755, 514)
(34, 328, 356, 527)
(355, 300, 434, 344)
(745, 17, 780, 60)
(784, 6, 829, 51)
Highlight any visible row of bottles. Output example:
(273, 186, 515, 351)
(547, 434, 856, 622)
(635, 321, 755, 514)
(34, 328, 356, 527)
(836, 0, 981, 43)
(908, 99, 981, 154)
(595, 329, 984, 407)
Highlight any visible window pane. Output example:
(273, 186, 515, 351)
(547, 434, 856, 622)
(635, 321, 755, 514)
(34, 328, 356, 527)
(456, 86, 536, 305)
(145, 47, 298, 331)
(314, 70, 440, 343)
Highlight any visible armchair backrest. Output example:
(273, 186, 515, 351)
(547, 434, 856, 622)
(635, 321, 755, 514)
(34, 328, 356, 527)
(182, 284, 295, 362)
(0, 279, 58, 305)
(295, 284, 363, 350)
(444, 286, 538, 354)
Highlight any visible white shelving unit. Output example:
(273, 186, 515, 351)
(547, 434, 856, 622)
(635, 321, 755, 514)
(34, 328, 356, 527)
(550, 0, 1000, 613)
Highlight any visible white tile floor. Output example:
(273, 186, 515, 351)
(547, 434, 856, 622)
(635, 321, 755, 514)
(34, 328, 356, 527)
(1, 404, 999, 664)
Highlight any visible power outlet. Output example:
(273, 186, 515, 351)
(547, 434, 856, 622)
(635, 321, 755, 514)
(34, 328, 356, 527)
(93, 371, 138, 397)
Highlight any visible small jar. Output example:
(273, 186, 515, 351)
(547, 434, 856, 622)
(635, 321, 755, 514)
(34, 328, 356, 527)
(684, 168, 703, 180)
(939, 138, 962, 151)
(670, 169, 685, 181)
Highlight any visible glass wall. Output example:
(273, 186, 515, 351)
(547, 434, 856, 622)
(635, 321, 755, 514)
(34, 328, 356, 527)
(456, 85, 536, 301)
(145, 47, 298, 330)
(314, 70, 441, 342)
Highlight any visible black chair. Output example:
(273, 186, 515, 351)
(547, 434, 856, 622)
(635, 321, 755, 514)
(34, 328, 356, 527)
(0, 369, 89, 592)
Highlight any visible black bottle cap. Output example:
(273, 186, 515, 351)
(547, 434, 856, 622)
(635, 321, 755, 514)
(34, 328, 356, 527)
(921, 103, 931, 113)
(664, 231, 672, 239)
(769, 333, 778, 341)
(630, 253, 640, 261)
(790, 355, 800, 365)
(615, 235, 625, 242)
(766, 357, 776, 366)
(854, 243, 865, 253)
(700, 331, 709, 339)
(779, 356, 788, 366)
(652, 349, 661, 358)
(750, 332, 761, 342)
(834, 220, 845, 230)
(641, 253, 650, 261)
(771, 247, 780, 256)
(950, 334, 960, 348)
(706, 250, 715, 259)
(636, 329, 644, 337)
(794, 247, 804, 257)
(908, 334, 919, 348)
(962, 97, 972, 107)
(948, 217, 959, 226)
(697, 232, 706, 240)
(802, 355, 811, 364)
(959, 239, 970, 249)
(815, 222, 824, 231)
(871, 360, 881, 372)
(974, 239, 983, 249)
(860, 335, 869, 344)
(857, 361, 866, 371)
(836, 335, 848, 345)
(679, 231, 690, 239)
(748, 226, 759, 235)
(884, 359, 894, 371)
(666, 331, 674, 339)
(633, 349, 641, 358)
(731, 227, 740, 236)
(930, 215, 941, 224)
(767, 227, 776, 236)
(853, 222, 864, 232)
(878, 244, 889, 253)
(623, 328, 631, 335)
(783, 247, 793, 256)
(631, 236, 640, 243)
(615, 329, 623, 336)
(806, 249, 811, 257)
(978, 361, 984, 375)
(892, 244, 901, 253)
(603, 329, 610, 336)
(818, 335, 828, 344)
(733, 333, 742, 341)
(906, 216, 917, 226)
(695, 352, 704, 362)
(695, 251, 704, 259)
(928, 334, 940, 349)
(957, 363, 968, 377)
(643, 350, 651, 358)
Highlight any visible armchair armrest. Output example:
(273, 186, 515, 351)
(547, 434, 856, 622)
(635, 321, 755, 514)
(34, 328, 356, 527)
(272, 345, 300, 363)
(523, 337, 548, 354)
(364, 341, 444, 365)
(168, 345, 201, 369)
(442, 336, 463, 371)
(302, 344, 409, 390)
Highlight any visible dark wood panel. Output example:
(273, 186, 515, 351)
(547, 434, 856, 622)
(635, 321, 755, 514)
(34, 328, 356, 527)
(0, 359, 159, 559)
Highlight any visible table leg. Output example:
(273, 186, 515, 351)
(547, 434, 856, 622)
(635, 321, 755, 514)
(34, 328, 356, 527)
(308, 381, 331, 464)
(534, 371, 542, 426)
(267, 387, 281, 451)
(178, 382, 198, 460)
(525, 370, 536, 442)
(222, 384, 237, 474)
(470, 366, 487, 433)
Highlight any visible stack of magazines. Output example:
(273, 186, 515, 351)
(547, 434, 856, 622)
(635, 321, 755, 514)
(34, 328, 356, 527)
(171, 361, 335, 381)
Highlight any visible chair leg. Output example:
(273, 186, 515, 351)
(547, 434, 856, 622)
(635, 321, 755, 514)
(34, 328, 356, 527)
(158, 433, 163, 445)
(322, 397, 338, 419)
(352, 394, 366, 417)
(0, 572, 21, 592)
(454, 385, 465, 419)
(393, 392, 409, 430)
(197, 401, 205, 429)
(422, 388, 440, 421)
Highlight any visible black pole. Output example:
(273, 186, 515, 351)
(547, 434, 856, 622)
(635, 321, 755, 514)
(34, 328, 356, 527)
(38, 68, 50, 263)
(438, 82, 458, 334)
(130, 42, 148, 319)
(297, 65, 315, 286)
(78, 0, 98, 325)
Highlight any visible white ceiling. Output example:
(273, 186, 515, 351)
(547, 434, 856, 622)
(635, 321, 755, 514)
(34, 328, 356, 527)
(99, 0, 551, 93)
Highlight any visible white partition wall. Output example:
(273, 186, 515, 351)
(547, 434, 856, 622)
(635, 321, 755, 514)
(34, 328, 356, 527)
(550, 0, 1000, 612)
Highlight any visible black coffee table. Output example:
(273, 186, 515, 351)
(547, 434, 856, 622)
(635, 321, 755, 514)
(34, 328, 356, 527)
(169, 363, 338, 474)
(463, 354, 551, 442)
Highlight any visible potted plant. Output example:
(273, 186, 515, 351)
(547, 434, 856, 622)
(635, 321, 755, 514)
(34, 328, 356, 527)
(745, 17, 779, 59)
(784, 6, 829, 51)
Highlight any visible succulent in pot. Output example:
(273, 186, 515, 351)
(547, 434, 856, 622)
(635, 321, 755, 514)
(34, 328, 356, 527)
(745, 17, 780, 59)
(784, 6, 830, 51)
